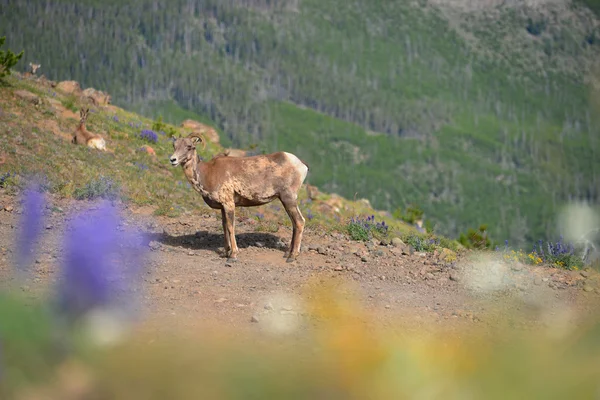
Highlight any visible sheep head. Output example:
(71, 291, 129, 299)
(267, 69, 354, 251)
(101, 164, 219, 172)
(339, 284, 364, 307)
(169, 132, 205, 167)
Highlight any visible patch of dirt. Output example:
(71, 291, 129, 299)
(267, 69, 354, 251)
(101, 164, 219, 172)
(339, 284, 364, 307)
(61, 109, 79, 121)
(37, 119, 71, 141)
(0, 190, 598, 340)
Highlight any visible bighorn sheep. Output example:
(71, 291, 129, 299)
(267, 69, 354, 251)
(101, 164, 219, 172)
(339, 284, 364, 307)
(71, 108, 106, 151)
(29, 63, 40, 74)
(169, 132, 309, 263)
(23, 63, 40, 78)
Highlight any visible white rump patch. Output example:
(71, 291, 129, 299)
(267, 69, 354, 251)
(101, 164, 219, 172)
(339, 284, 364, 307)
(284, 152, 308, 182)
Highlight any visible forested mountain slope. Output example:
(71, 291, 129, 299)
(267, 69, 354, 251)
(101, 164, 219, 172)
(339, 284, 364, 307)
(2, 0, 599, 248)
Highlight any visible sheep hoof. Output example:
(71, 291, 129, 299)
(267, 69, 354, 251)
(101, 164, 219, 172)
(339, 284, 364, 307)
(226, 257, 238, 263)
(286, 256, 297, 264)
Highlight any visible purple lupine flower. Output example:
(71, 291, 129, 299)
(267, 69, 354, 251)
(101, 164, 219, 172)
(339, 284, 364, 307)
(56, 201, 147, 322)
(139, 129, 158, 143)
(15, 186, 45, 271)
(307, 210, 314, 220)
(113, 115, 119, 122)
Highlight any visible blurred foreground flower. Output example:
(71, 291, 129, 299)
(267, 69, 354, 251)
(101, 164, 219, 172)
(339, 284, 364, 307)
(54, 201, 148, 344)
(15, 186, 45, 273)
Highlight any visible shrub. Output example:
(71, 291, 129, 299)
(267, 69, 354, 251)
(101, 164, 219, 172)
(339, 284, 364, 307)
(73, 176, 120, 201)
(0, 172, 16, 188)
(459, 224, 493, 250)
(532, 237, 584, 270)
(585, 30, 597, 46)
(347, 215, 388, 241)
(403, 234, 438, 252)
(526, 17, 546, 36)
(151, 115, 167, 132)
(392, 204, 423, 225)
(151, 115, 178, 138)
(496, 237, 584, 270)
(0, 36, 24, 80)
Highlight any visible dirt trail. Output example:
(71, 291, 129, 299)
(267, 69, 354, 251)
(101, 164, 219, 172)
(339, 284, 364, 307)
(1, 191, 599, 342)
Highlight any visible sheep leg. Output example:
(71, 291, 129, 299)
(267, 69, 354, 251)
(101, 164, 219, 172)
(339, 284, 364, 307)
(223, 204, 239, 260)
(221, 208, 231, 257)
(281, 196, 305, 263)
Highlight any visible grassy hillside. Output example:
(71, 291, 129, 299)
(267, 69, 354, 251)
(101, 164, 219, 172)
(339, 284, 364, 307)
(2, 0, 599, 248)
(1, 73, 445, 249)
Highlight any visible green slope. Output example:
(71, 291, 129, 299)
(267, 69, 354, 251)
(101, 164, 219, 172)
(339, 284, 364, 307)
(2, 0, 599, 247)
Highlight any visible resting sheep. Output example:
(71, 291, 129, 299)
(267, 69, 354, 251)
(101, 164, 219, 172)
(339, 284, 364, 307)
(71, 108, 106, 151)
(169, 132, 309, 263)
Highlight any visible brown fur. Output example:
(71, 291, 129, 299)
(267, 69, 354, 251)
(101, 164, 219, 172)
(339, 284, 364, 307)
(71, 108, 106, 151)
(170, 133, 309, 262)
(23, 63, 41, 79)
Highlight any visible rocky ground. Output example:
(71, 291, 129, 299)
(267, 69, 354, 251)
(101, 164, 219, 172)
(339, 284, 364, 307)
(1, 190, 599, 343)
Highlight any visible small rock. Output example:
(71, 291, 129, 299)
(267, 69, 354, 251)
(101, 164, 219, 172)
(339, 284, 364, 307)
(255, 241, 265, 248)
(334, 266, 343, 271)
(55, 80, 82, 95)
(361, 256, 368, 263)
(4, 205, 13, 212)
(580, 271, 590, 278)
(264, 303, 274, 310)
(370, 238, 379, 247)
(148, 241, 161, 251)
(391, 237, 405, 248)
(449, 273, 460, 282)
(385, 305, 391, 309)
(542, 277, 549, 282)
(45, 225, 53, 230)
(375, 250, 385, 257)
(139, 145, 156, 157)
(534, 277, 543, 286)
(317, 247, 327, 255)
(426, 273, 435, 280)
(251, 315, 260, 323)
(583, 285, 594, 293)
(188, 251, 194, 256)
(402, 246, 415, 256)
(438, 248, 457, 263)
